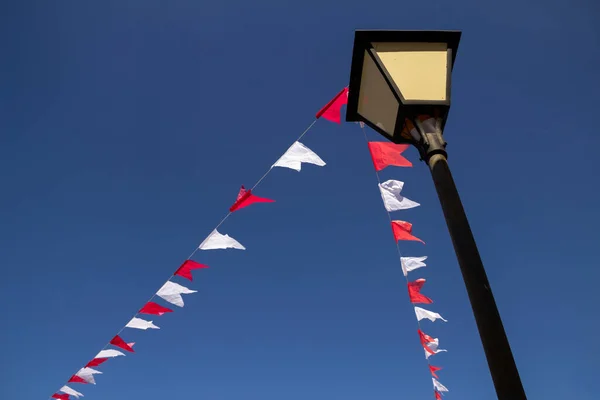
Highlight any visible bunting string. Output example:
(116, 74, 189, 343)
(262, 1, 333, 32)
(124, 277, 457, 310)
(49, 88, 348, 400)
(360, 124, 449, 399)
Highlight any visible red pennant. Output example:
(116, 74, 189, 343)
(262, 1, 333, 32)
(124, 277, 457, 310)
(408, 279, 433, 304)
(418, 329, 436, 354)
(435, 391, 442, 400)
(367, 142, 412, 171)
(139, 301, 173, 316)
(175, 260, 208, 281)
(85, 358, 108, 367)
(391, 220, 424, 244)
(110, 335, 135, 352)
(429, 365, 442, 379)
(68, 375, 88, 384)
(52, 394, 70, 400)
(316, 87, 348, 123)
(229, 186, 275, 212)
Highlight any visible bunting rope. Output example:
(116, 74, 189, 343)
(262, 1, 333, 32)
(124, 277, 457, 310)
(360, 124, 449, 399)
(49, 88, 348, 400)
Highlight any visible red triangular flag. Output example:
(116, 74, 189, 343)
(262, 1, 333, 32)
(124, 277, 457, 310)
(429, 365, 442, 379)
(139, 301, 173, 316)
(110, 335, 135, 352)
(367, 142, 412, 171)
(418, 329, 436, 354)
(52, 394, 70, 400)
(85, 358, 108, 367)
(391, 220, 424, 244)
(408, 279, 433, 304)
(316, 87, 348, 123)
(435, 391, 442, 400)
(68, 375, 88, 384)
(175, 260, 209, 281)
(229, 185, 275, 212)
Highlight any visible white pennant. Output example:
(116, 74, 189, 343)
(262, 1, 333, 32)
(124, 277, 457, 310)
(95, 349, 125, 358)
(156, 281, 197, 307)
(75, 367, 102, 385)
(433, 378, 449, 393)
(378, 180, 420, 211)
(272, 141, 326, 171)
(400, 256, 427, 276)
(424, 338, 447, 359)
(199, 229, 245, 250)
(415, 307, 447, 323)
(126, 317, 160, 330)
(60, 385, 84, 398)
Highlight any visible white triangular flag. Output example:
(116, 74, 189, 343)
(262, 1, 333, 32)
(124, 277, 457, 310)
(199, 229, 245, 250)
(424, 338, 447, 359)
(95, 349, 125, 358)
(60, 386, 84, 398)
(75, 367, 102, 385)
(156, 281, 197, 307)
(272, 141, 326, 171)
(433, 378, 449, 393)
(378, 180, 420, 211)
(126, 317, 160, 330)
(415, 307, 447, 323)
(400, 256, 427, 276)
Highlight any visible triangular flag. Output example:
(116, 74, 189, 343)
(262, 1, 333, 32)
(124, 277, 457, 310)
(418, 329, 437, 355)
(429, 365, 442, 379)
(126, 317, 160, 330)
(433, 378, 449, 393)
(95, 349, 125, 358)
(68, 375, 88, 384)
(75, 368, 102, 385)
(408, 279, 433, 304)
(424, 338, 447, 359)
(435, 391, 442, 400)
(415, 307, 447, 323)
(174, 260, 208, 281)
(60, 386, 83, 398)
(367, 142, 412, 171)
(110, 335, 134, 352)
(272, 141, 326, 171)
(378, 180, 420, 211)
(139, 301, 173, 316)
(316, 87, 348, 123)
(156, 281, 197, 307)
(400, 256, 427, 276)
(52, 394, 70, 400)
(199, 229, 245, 250)
(85, 358, 107, 367)
(391, 220, 424, 244)
(229, 185, 275, 212)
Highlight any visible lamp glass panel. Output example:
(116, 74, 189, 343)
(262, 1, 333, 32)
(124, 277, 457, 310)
(357, 50, 399, 137)
(373, 42, 448, 101)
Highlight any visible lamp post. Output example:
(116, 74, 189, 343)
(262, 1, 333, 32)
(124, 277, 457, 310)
(346, 30, 527, 400)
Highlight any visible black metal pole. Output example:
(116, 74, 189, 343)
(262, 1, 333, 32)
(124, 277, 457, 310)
(424, 147, 527, 399)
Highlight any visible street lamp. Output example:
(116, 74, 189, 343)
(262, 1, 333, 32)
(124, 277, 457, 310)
(346, 30, 527, 400)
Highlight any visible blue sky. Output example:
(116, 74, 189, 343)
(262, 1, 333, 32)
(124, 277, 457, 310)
(1, 1, 599, 399)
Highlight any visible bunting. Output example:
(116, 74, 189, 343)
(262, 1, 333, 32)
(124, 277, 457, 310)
(408, 279, 433, 304)
(316, 87, 348, 123)
(379, 179, 420, 211)
(68, 375, 88, 384)
(433, 378, 449, 394)
(199, 229, 245, 250)
(110, 335, 135, 353)
(229, 186, 275, 212)
(272, 141, 326, 171)
(400, 256, 427, 276)
(126, 317, 160, 330)
(415, 307, 447, 323)
(75, 368, 102, 385)
(435, 391, 442, 400)
(174, 260, 208, 281)
(52, 394, 70, 400)
(95, 349, 125, 358)
(424, 338, 447, 359)
(367, 142, 412, 171)
(429, 365, 442, 379)
(391, 220, 424, 244)
(139, 302, 173, 316)
(156, 281, 197, 307)
(85, 358, 107, 368)
(60, 385, 84, 398)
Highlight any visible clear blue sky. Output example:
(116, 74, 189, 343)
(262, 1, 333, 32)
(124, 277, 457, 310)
(1, 1, 599, 399)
